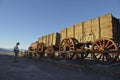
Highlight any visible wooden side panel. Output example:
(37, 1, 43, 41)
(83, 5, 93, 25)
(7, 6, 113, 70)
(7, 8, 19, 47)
(91, 18, 100, 41)
(46, 34, 50, 46)
(61, 28, 67, 41)
(100, 14, 113, 39)
(42, 35, 47, 45)
(49, 33, 53, 45)
(52, 32, 60, 46)
(74, 23, 82, 42)
(83, 20, 91, 42)
(67, 26, 75, 38)
(38, 32, 60, 46)
(38, 37, 43, 43)
(52, 33, 56, 45)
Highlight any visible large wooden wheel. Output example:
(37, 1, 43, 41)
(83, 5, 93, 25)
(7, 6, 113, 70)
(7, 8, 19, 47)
(60, 37, 79, 51)
(92, 38, 118, 64)
(36, 43, 45, 57)
(45, 46, 54, 57)
(28, 47, 33, 57)
(59, 37, 79, 59)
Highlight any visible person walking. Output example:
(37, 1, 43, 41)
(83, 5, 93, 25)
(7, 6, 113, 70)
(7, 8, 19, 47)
(14, 42, 20, 63)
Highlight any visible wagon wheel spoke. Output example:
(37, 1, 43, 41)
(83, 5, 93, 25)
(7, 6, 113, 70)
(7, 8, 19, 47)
(61, 40, 66, 46)
(69, 40, 73, 46)
(105, 40, 111, 48)
(101, 55, 104, 61)
(104, 55, 108, 61)
(106, 53, 113, 61)
(94, 43, 100, 48)
(92, 43, 101, 51)
(97, 54, 103, 60)
(95, 53, 102, 57)
(103, 39, 105, 47)
(98, 40, 102, 47)
(107, 44, 114, 49)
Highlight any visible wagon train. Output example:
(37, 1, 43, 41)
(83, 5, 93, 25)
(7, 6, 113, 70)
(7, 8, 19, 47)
(28, 13, 120, 64)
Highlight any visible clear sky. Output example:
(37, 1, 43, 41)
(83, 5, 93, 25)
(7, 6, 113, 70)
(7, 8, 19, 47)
(0, 0, 120, 49)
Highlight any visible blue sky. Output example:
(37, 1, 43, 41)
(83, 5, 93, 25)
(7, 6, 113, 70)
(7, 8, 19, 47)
(0, 0, 120, 49)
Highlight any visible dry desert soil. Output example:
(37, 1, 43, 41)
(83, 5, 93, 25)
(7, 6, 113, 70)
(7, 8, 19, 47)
(0, 51, 120, 80)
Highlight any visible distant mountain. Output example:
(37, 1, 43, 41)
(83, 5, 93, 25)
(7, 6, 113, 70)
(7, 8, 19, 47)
(0, 48, 13, 52)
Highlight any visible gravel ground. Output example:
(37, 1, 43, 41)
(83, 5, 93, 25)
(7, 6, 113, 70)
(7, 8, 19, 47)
(0, 51, 120, 80)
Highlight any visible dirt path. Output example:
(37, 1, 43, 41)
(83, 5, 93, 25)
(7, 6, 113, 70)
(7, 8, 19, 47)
(0, 52, 119, 80)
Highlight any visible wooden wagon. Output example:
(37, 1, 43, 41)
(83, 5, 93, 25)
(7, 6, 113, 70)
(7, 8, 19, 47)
(28, 41, 38, 57)
(28, 13, 120, 64)
(37, 32, 60, 57)
(60, 13, 120, 64)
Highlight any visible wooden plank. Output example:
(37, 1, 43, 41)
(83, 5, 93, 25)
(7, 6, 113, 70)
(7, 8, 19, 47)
(100, 14, 113, 39)
(38, 37, 42, 43)
(42, 35, 47, 45)
(67, 25, 75, 38)
(61, 28, 67, 41)
(38, 36, 44, 43)
(46, 34, 50, 46)
(74, 23, 82, 42)
(52, 33, 56, 45)
(83, 20, 91, 42)
(91, 18, 100, 41)
(52, 32, 60, 46)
